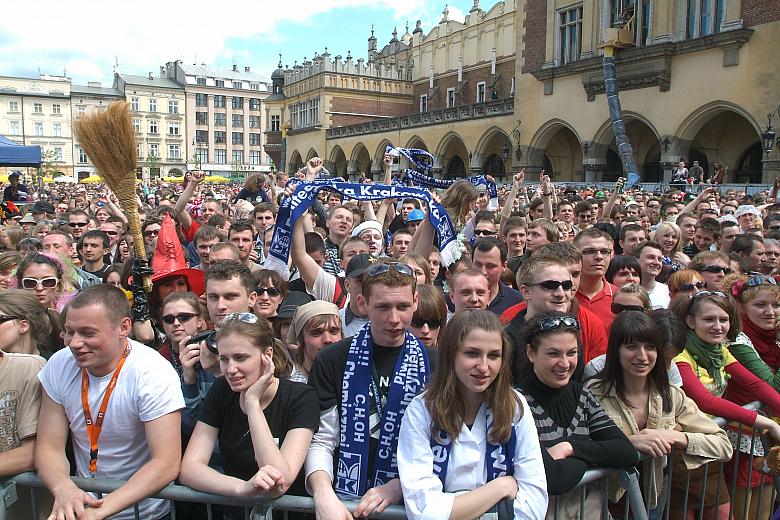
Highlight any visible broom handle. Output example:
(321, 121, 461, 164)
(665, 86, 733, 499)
(125, 208, 154, 294)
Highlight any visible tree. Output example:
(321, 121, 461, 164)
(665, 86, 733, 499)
(34, 149, 59, 194)
(146, 151, 161, 179)
(231, 158, 250, 179)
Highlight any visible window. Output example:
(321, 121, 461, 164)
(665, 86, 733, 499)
(168, 121, 180, 135)
(52, 104, 61, 115)
(149, 98, 157, 112)
(214, 149, 227, 164)
(9, 121, 20, 135)
(195, 93, 208, 107)
(270, 115, 280, 132)
(168, 100, 179, 114)
(195, 148, 208, 164)
(249, 98, 260, 110)
(686, 0, 724, 37)
(249, 150, 261, 165)
(214, 131, 226, 144)
(34, 122, 44, 136)
(558, 6, 583, 65)
(232, 150, 244, 163)
(53, 147, 63, 161)
(250, 83, 260, 91)
(132, 118, 141, 132)
(232, 81, 242, 89)
(195, 130, 209, 143)
(214, 113, 226, 126)
(232, 132, 244, 145)
(8, 101, 18, 112)
(446, 88, 456, 108)
(149, 120, 159, 134)
(232, 114, 244, 127)
(33, 103, 43, 114)
(249, 115, 261, 128)
(195, 111, 208, 125)
(168, 144, 181, 160)
(511, 77, 515, 97)
(131, 97, 139, 111)
(611, 0, 652, 45)
(419, 94, 428, 112)
(77, 106, 86, 115)
(78, 146, 88, 163)
(215, 79, 225, 87)
(148, 143, 159, 158)
(249, 133, 261, 146)
(196, 78, 207, 86)
(232, 96, 244, 109)
(214, 95, 226, 108)
(52, 123, 62, 137)
(476, 82, 486, 103)
(137, 143, 143, 158)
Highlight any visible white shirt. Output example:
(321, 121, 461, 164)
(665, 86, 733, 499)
(39, 339, 184, 520)
(398, 391, 548, 520)
(648, 282, 671, 309)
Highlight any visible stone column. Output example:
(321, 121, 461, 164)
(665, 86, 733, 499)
(660, 161, 677, 187)
(761, 149, 780, 185)
(469, 153, 482, 175)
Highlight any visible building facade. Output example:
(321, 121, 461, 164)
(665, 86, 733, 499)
(162, 61, 273, 176)
(114, 72, 187, 179)
(71, 82, 124, 180)
(0, 74, 74, 178)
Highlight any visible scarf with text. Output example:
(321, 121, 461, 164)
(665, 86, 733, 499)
(336, 323, 431, 497)
(265, 180, 461, 275)
(388, 145, 499, 210)
(430, 404, 516, 484)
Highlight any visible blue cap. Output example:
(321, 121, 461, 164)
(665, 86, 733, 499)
(406, 209, 425, 223)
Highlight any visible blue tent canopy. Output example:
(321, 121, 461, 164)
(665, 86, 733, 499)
(0, 135, 41, 167)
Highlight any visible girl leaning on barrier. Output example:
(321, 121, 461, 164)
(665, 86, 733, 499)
(397, 309, 548, 520)
(587, 311, 732, 519)
(671, 290, 780, 520)
(179, 313, 319, 515)
(517, 310, 639, 520)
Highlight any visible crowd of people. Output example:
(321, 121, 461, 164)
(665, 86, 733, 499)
(0, 155, 779, 520)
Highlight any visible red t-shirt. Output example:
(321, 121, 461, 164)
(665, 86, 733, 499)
(576, 278, 616, 329)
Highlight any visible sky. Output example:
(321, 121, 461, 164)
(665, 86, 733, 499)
(0, 0, 482, 86)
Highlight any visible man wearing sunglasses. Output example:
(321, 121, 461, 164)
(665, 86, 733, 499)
(67, 210, 91, 240)
(690, 251, 732, 291)
(502, 255, 608, 382)
(306, 259, 433, 519)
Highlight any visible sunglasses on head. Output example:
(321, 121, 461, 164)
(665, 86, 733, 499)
(365, 262, 414, 278)
(223, 312, 259, 324)
(691, 290, 728, 300)
(161, 312, 198, 325)
(746, 275, 778, 287)
(679, 281, 708, 292)
(411, 317, 442, 329)
(0, 314, 17, 324)
(611, 302, 646, 314)
(535, 316, 580, 334)
(21, 277, 59, 289)
(526, 279, 574, 291)
(255, 286, 281, 297)
(700, 265, 732, 275)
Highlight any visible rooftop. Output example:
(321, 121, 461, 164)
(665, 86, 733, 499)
(179, 63, 271, 84)
(71, 84, 123, 97)
(117, 73, 182, 89)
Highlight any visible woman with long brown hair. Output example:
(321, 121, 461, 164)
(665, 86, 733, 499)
(398, 310, 547, 519)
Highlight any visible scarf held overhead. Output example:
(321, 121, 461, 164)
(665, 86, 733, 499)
(336, 323, 431, 497)
(265, 180, 461, 274)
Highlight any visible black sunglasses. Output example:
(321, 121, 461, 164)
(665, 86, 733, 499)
(411, 318, 442, 329)
(679, 281, 708, 292)
(0, 314, 17, 324)
(68, 222, 88, 228)
(611, 303, 646, 314)
(474, 229, 498, 236)
(255, 286, 281, 297)
(526, 280, 574, 291)
(700, 265, 732, 275)
(161, 312, 198, 325)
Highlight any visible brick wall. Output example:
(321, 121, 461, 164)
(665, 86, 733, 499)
(329, 96, 413, 127)
(411, 61, 515, 111)
(522, 0, 547, 73)
(742, 0, 780, 26)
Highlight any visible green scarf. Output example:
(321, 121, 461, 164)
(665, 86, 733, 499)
(684, 329, 726, 395)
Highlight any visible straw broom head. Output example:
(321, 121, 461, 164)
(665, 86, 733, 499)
(74, 101, 152, 292)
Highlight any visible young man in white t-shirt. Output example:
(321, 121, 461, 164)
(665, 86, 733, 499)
(634, 241, 671, 309)
(36, 285, 184, 520)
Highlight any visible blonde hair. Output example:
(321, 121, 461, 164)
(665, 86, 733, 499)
(651, 222, 682, 255)
(615, 282, 651, 309)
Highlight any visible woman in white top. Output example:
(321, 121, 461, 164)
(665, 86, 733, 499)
(398, 309, 548, 520)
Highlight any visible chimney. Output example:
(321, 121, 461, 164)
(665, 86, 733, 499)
(87, 81, 101, 87)
(148, 72, 153, 80)
(160, 66, 165, 78)
(232, 64, 238, 72)
(244, 66, 250, 72)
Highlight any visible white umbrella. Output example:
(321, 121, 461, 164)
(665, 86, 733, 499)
(53, 176, 77, 183)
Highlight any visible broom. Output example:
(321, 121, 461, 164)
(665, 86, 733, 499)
(73, 101, 152, 293)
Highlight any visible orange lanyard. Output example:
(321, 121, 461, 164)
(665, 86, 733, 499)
(81, 343, 131, 477)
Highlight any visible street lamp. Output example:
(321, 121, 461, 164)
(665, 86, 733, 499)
(762, 114, 775, 155)
(501, 143, 510, 161)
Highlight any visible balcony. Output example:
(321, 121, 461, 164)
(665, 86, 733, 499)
(325, 98, 514, 139)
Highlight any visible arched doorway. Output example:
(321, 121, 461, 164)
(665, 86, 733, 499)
(350, 144, 372, 179)
(305, 148, 319, 162)
(328, 146, 348, 179)
(435, 132, 469, 179)
(734, 143, 763, 183)
(447, 156, 466, 177)
(527, 120, 582, 181)
(475, 127, 512, 179)
(483, 154, 506, 177)
(288, 150, 303, 173)
(592, 115, 660, 182)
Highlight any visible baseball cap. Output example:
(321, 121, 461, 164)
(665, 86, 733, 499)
(31, 201, 55, 215)
(345, 253, 373, 279)
(406, 209, 425, 223)
(275, 291, 313, 320)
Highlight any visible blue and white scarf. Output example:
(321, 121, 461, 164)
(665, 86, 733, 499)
(388, 145, 499, 210)
(336, 323, 431, 497)
(265, 180, 461, 275)
(430, 405, 516, 484)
